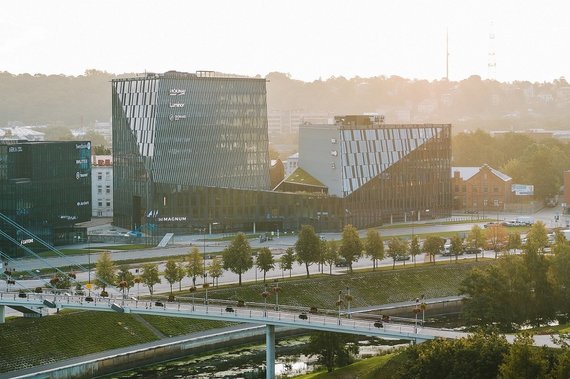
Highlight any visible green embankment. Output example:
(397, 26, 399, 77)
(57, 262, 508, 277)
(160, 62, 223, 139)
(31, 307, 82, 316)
(0, 261, 484, 374)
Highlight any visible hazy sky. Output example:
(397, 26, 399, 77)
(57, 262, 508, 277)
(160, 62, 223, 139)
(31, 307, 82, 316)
(1, 0, 569, 83)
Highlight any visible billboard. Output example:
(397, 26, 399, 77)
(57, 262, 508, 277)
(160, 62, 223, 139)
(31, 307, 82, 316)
(512, 184, 534, 196)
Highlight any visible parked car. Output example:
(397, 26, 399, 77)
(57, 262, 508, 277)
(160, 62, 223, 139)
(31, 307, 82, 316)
(298, 312, 308, 320)
(465, 247, 483, 255)
(335, 258, 349, 267)
(394, 254, 411, 261)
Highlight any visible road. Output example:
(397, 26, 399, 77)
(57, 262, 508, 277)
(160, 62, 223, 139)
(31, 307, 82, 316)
(2, 207, 563, 298)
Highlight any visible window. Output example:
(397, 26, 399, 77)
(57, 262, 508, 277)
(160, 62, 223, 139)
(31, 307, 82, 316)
(106, 201, 111, 207)
(98, 201, 103, 207)
(494, 199, 499, 206)
(462, 185, 466, 192)
(105, 172, 111, 180)
(483, 186, 488, 193)
(97, 173, 102, 180)
(493, 187, 498, 192)
(97, 185, 102, 194)
(483, 199, 488, 206)
(106, 185, 111, 194)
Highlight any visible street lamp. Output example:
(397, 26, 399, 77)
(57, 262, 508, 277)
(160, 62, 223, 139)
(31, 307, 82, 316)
(272, 280, 281, 311)
(336, 290, 344, 325)
(413, 297, 421, 333)
(261, 285, 271, 317)
(345, 287, 353, 319)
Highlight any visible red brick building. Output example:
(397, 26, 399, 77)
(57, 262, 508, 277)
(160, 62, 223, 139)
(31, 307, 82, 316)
(452, 165, 513, 212)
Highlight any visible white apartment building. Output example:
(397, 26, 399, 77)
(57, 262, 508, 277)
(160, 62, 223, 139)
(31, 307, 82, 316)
(91, 155, 113, 217)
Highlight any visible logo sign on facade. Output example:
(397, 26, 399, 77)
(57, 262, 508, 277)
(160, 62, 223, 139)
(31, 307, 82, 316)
(169, 114, 187, 121)
(75, 159, 89, 164)
(76, 201, 90, 206)
(76, 172, 89, 179)
(169, 102, 185, 108)
(20, 238, 33, 245)
(8, 146, 23, 153)
(76, 142, 91, 150)
(169, 89, 186, 96)
(157, 216, 187, 222)
(512, 184, 534, 196)
(60, 215, 78, 221)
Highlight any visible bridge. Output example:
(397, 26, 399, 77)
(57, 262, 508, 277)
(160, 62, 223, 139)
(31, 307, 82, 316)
(0, 291, 467, 379)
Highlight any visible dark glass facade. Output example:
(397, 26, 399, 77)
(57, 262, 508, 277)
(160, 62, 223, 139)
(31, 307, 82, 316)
(0, 141, 91, 256)
(113, 73, 451, 234)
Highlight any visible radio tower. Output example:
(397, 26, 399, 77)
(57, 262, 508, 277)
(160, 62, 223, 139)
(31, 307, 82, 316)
(488, 21, 496, 80)
(446, 28, 449, 80)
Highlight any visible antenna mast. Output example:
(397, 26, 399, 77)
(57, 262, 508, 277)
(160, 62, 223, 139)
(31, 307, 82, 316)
(488, 21, 496, 80)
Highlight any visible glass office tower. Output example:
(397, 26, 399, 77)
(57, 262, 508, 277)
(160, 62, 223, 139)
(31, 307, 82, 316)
(113, 72, 451, 234)
(0, 141, 91, 256)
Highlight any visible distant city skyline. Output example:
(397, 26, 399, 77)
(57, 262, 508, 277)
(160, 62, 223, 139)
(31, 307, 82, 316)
(1, 0, 569, 83)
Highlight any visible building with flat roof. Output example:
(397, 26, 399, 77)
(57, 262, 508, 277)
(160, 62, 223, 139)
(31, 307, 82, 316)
(113, 73, 452, 233)
(281, 115, 452, 225)
(92, 155, 113, 217)
(0, 140, 91, 256)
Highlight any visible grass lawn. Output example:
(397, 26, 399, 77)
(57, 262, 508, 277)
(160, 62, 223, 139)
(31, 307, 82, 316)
(191, 261, 487, 310)
(0, 309, 158, 373)
(294, 353, 398, 379)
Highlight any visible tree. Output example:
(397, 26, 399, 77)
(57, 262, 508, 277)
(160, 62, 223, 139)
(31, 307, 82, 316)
(526, 220, 549, 253)
(256, 247, 275, 283)
(339, 224, 363, 273)
(499, 333, 549, 379)
(279, 247, 296, 278)
(176, 261, 186, 291)
(364, 229, 384, 270)
(295, 225, 320, 278)
(318, 238, 328, 273)
(305, 332, 359, 373)
(409, 235, 421, 266)
(423, 236, 443, 264)
(468, 224, 486, 261)
(164, 259, 179, 297)
(450, 235, 464, 262)
(207, 256, 224, 287)
(187, 246, 204, 288)
(141, 263, 161, 300)
(325, 240, 339, 275)
(222, 232, 253, 286)
(507, 232, 522, 254)
(116, 265, 134, 298)
(485, 224, 507, 258)
(387, 237, 408, 269)
(95, 251, 116, 294)
(401, 330, 509, 379)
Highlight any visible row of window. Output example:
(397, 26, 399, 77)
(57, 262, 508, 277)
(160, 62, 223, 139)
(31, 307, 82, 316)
(455, 185, 500, 193)
(97, 185, 111, 194)
(96, 200, 112, 207)
(96, 172, 112, 180)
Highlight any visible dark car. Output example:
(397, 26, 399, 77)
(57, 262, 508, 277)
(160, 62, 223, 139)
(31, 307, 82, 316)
(85, 296, 94, 302)
(154, 301, 164, 307)
(298, 312, 308, 320)
(374, 321, 384, 328)
(335, 258, 349, 267)
(465, 247, 483, 255)
(225, 306, 235, 313)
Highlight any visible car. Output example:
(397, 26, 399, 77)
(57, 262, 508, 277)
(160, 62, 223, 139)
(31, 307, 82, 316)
(373, 321, 384, 328)
(85, 296, 94, 302)
(225, 306, 235, 313)
(154, 301, 164, 307)
(335, 258, 349, 267)
(394, 254, 411, 261)
(465, 247, 483, 255)
(298, 312, 308, 320)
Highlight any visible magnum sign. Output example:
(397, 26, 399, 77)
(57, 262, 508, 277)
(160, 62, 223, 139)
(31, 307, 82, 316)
(169, 89, 186, 96)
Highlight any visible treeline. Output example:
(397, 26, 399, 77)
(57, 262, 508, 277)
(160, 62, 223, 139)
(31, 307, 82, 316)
(452, 130, 570, 199)
(1, 70, 570, 132)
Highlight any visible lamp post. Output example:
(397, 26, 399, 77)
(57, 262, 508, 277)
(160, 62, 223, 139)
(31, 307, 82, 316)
(420, 294, 427, 324)
(413, 297, 421, 333)
(336, 290, 344, 325)
(273, 280, 281, 311)
(345, 287, 352, 319)
(261, 285, 271, 317)
(87, 251, 91, 297)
